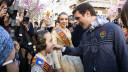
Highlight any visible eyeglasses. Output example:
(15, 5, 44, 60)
(2, 53, 19, 67)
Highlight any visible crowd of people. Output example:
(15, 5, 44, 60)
(1, 0, 128, 72)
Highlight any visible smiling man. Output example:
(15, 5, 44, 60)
(54, 2, 128, 72)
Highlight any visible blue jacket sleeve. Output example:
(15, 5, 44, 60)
(62, 33, 85, 56)
(114, 26, 128, 72)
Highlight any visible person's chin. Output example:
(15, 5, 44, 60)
(83, 26, 88, 30)
(83, 28, 86, 30)
(62, 26, 66, 28)
(50, 49, 54, 53)
(47, 51, 52, 54)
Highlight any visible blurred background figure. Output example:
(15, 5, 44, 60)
(71, 22, 86, 63)
(121, 25, 128, 37)
(2, 13, 10, 34)
(40, 19, 46, 30)
(19, 12, 24, 17)
(33, 21, 39, 32)
(121, 0, 128, 43)
(55, 20, 59, 27)
(72, 22, 86, 47)
(45, 18, 53, 32)
(67, 22, 74, 33)
(112, 14, 121, 25)
(69, 17, 75, 26)
(121, 0, 128, 28)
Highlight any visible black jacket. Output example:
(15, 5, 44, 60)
(15, 23, 34, 72)
(72, 25, 85, 47)
(45, 26, 53, 33)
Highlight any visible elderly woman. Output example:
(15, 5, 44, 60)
(52, 12, 84, 72)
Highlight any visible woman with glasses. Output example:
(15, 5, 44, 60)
(51, 12, 84, 72)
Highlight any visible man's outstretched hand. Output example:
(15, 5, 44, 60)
(53, 44, 63, 50)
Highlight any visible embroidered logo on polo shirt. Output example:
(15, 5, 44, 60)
(100, 30, 106, 39)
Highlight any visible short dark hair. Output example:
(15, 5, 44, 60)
(34, 21, 38, 25)
(19, 12, 23, 16)
(72, 2, 96, 16)
(33, 30, 48, 53)
(121, 0, 128, 28)
(39, 19, 45, 29)
(0, 0, 8, 6)
(23, 17, 29, 24)
(67, 22, 73, 29)
(57, 12, 68, 23)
